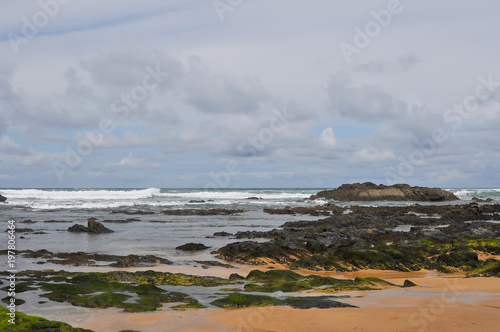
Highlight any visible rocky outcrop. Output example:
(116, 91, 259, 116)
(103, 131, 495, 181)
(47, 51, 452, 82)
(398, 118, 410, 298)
(176, 243, 210, 251)
(216, 203, 500, 272)
(163, 209, 245, 216)
(21, 249, 172, 267)
(0, 194, 6, 202)
(472, 197, 493, 203)
(68, 218, 114, 234)
(309, 183, 459, 202)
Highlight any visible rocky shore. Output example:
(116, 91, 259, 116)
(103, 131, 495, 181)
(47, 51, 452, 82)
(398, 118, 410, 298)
(217, 202, 500, 273)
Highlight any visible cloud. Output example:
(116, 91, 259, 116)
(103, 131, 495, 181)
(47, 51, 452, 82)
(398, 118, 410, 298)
(320, 127, 337, 147)
(353, 148, 396, 162)
(1, 1, 500, 188)
(0, 136, 30, 155)
(326, 71, 408, 122)
(183, 56, 271, 114)
(117, 153, 142, 167)
(354, 53, 421, 73)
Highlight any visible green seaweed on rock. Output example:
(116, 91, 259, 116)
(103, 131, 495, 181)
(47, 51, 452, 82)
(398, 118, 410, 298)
(0, 306, 93, 332)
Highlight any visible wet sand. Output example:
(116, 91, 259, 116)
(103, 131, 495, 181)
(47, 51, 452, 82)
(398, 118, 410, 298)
(67, 268, 500, 332)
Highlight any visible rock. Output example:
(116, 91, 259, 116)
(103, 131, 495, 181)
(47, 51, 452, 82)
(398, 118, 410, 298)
(189, 200, 206, 203)
(68, 224, 88, 233)
(309, 182, 459, 202)
(0, 194, 6, 202)
(403, 279, 417, 287)
(163, 209, 245, 216)
(195, 260, 236, 269)
(111, 210, 155, 215)
(176, 243, 210, 251)
(213, 231, 233, 237)
(246, 197, 262, 200)
(6, 228, 34, 233)
(21, 219, 37, 223)
(472, 197, 493, 203)
(68, 218, 114, 234)
(88, 218, 114, 233)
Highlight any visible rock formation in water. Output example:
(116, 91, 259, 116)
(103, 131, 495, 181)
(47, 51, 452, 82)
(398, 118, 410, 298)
(309, 182, 459, 202)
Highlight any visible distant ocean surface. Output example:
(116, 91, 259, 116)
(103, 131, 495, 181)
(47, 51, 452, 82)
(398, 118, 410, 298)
(1, 187, 499, 211)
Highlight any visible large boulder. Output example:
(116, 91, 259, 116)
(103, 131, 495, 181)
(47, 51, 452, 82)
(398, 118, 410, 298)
(68, 218, 114, 234)
(309, 183, 459, 202)
(87, 218, 114, 233)
(176, 243, 210, 251)
(0, 195, 6, 202)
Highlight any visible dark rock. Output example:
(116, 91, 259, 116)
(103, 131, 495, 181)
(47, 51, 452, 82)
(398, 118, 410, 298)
(176, 243, 210, 251)
(213, 231, 233, 237)
(68, 218, 114, 234)
(101, 218, 139, 223)
(6, 228, 34, 233)
(246, 197, 262, 200)
(0, 194, 6, 202)
(163, 209, 245, 216)
(472, 197, 493, 203)
(111, 210, 155, 215)
(44, 220, 72, 223)
(22, 249, 172, 267)
(403, 279, 418, 287)
(189, 200, 206, 203)
(309, 183, 459, 202)
(283, 296, 357, 309)
(264, 206, 332, 216)
(88, 218, 114, 233)
(216, 241, 291, 264)
(195, 260, 236, 268)
(21, 219, 37, 223)
(68, 224, 88, 233)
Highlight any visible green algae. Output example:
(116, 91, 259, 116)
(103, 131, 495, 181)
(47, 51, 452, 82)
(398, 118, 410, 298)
(210, 293, 282, 308)
(210, 293, 357, 309)
(242, 270, 399, 293)
(469, 260, 500, 277)
(39, 273, 201, 313)
(0, 306, 93, 332)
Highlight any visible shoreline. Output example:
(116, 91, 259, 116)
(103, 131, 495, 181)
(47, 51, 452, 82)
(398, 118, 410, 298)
(50, 268, 499, 332)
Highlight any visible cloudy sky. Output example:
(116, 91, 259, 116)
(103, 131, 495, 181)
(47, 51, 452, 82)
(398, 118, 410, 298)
(1, 0, 499, 188)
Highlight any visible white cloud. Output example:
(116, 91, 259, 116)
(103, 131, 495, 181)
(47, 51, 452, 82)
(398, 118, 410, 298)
(320, 127, 337, 147)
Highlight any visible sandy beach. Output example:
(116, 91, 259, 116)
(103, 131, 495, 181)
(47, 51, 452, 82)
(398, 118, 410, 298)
(70, 269, 500, 332)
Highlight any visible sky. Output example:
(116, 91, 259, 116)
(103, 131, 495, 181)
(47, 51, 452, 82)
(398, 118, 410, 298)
(1, 0, 500, 189)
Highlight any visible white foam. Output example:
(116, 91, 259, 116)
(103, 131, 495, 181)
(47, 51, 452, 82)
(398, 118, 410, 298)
(1, 188, 161, 200)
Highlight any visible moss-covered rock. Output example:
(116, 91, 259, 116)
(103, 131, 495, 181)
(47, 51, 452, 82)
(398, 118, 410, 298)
(469, 260, 500, 277)
(283, 296, 357, 309)
(39, 273, 200, 313)
(211, 293, 357, 309)
(0, 306, 93, 332)
(211, 293, 282, 308)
